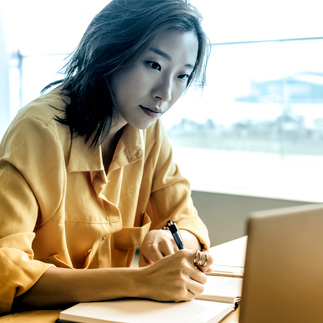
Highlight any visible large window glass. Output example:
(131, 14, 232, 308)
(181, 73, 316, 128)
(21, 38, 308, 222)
(163, 38, 323, 202)
(1, 0, 323, 202)
(165, 0, 323, 202)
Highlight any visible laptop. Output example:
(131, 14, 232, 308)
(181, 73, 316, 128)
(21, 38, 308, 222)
(239, 203, 323, 323)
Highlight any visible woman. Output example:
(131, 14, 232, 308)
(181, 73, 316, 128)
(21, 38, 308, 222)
(0, 0, 213, 313)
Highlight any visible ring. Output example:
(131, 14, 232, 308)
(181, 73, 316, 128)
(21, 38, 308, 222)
(202, 253, 208, 267)
(193, 250, 201, 265)
(193, 250, 208, 266)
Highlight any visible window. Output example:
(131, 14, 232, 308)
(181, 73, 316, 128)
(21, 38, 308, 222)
(163, 37, 323, 202)
(163, 0, 323, 202)
(2, 0, 323, 202)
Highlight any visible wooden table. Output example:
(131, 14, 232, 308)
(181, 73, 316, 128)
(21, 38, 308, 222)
(0, 237, 247, 322)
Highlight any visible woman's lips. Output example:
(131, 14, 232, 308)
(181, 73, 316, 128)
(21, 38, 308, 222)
(140, 105, 163, 116)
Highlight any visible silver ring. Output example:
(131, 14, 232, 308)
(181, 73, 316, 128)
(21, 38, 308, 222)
(193, 250, 201, 265)
(194, 251, 208, 266)
(197, 252, 204, 266)
(202, 253, 208, 266)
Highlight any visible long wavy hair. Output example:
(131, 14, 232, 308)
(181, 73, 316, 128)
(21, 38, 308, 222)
(44, 0, 210, 147)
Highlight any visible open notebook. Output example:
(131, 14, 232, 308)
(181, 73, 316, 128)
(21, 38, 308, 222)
(58, 298, 232, 323)
(58, 265, 242, 323)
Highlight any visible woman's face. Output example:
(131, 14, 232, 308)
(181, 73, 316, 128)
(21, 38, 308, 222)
(111, 30, 199, 129)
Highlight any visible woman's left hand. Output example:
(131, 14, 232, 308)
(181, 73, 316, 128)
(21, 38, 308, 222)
(139, 229, 176, 267)
(139, 229, 212, 274)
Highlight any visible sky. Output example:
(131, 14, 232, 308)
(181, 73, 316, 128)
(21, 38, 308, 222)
(191, 0, 323, 43)
(1, 0, 322, 55)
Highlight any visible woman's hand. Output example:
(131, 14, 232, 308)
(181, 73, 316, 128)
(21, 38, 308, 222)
(137, 229, 213, 302)
(14, 233, 213, 308)
(139, 229, 211, 271)
(136, 249, 213, 302)
(139, 229, 176, 266)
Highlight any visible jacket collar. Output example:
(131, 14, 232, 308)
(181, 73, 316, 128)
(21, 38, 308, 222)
(67, 124, 145, 176)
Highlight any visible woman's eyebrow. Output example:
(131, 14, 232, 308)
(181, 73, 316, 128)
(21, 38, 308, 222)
(148, 47, 194, 69)
(149, 47, 171, 60)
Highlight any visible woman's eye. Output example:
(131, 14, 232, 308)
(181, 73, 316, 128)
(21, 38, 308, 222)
(147, 61, 161, 71)
(178, 74, 189, 81)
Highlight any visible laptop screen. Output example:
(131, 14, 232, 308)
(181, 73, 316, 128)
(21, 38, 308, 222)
(239, 204, 323, 323)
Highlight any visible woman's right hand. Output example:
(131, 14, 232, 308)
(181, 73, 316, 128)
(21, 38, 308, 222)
(12, 249, 212, 309)
(135, 249, 212, 302)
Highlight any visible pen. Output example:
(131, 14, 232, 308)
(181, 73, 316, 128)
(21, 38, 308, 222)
(167, 220, 185, 250)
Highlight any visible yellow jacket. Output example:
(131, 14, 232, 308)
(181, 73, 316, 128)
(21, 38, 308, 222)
(0, 89, 210, 313)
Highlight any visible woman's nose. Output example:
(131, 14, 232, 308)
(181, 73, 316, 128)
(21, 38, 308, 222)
(153, 79, 172, 102)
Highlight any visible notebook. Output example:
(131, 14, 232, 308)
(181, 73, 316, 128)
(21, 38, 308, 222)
(58, 298, 234, 323)
(239, 203, 323, 323)
(58, 273, 242, 323)
(58, 253, 243, 323)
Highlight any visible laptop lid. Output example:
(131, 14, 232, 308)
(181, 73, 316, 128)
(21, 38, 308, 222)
(239, 204, 323, 323)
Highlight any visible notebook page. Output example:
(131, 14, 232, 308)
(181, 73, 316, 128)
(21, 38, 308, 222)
(196, 275, 243, 303)
(60, 299, 234, 323)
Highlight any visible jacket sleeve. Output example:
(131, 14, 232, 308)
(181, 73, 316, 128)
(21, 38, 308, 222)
(146, 121, 210, 250)
(0, 115, 65, 313)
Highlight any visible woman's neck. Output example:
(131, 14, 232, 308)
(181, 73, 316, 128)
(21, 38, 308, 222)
(101, 126, 124, 171)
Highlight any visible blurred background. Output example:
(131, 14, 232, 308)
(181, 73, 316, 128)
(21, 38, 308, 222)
(0, 0, 322, 244)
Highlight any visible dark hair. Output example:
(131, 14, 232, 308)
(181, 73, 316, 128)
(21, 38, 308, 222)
(44, 0, 210, 147)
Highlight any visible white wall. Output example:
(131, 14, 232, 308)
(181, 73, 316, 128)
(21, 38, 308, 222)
(192, 190, 312, 246)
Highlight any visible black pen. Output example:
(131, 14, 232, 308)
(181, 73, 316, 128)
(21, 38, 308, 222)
(167, 220, 185, 250)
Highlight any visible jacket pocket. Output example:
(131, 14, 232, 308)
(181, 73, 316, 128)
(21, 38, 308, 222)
(41, 254, 73, 268)
(114, 212, 151, 250)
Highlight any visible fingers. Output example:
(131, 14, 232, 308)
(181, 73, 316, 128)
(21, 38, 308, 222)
(148, 238, 176, 258)
(138, 253, 153, 267)
(139, 250, 203, 302)
(139, 229, 177, 266)
(192, 250, 213, 273)
(178, 250, 214, 299)
(138, 249, 214, 303)
(186, 279, 205, 297)
(139, 240, 175, 266)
